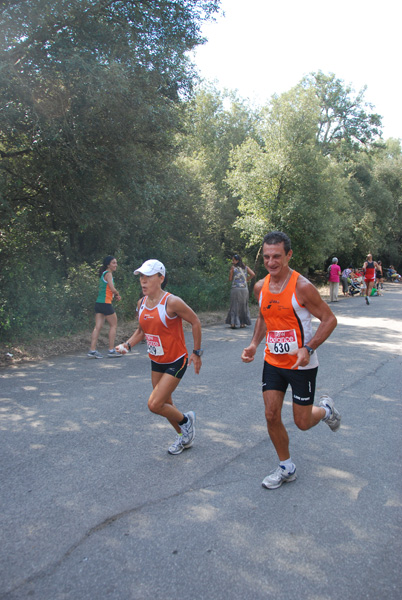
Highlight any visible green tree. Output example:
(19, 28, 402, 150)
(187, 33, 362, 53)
(179, 84, 258, 260)
(302, 71, 382, 157)
(228, 85, 350, 272)
(0, 0, 222, 340)
(331, 139, 402, 270)
(371, 139, 402, 266)
(0, 0, 221, 265)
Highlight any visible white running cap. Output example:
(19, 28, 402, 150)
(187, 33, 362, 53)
(134, 259, 166, 277)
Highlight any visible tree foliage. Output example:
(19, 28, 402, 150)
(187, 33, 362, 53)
(228, 85, 350, 272)
(227, 73, 402, 277)
(179, 84, 258, 259)
(0, 0, 221, 265)
(302, 71, 382, 157)
(0, 0, 223, 340)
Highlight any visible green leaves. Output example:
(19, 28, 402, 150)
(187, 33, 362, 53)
(228, 82, 351, 269)
(302, 71, 382, 157)
(0, 0, 221, 263)
(0, 1, 223, 340)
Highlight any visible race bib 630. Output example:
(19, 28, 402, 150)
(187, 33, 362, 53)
(267, 329, 298, 354)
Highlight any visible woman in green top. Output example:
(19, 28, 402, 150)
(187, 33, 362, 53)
(88, 256, 121, 358)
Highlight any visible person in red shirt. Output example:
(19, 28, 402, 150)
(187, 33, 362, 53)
(120, 260, 203, 456)
(327, 257, 342, 302)
(242, 231, 340, 489)
(362, 254, 378, 305)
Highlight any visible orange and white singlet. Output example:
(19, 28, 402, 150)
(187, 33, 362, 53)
(138, 292, 188, 364)
(259, 270, 319, 370)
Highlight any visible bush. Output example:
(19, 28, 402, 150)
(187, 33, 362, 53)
(0, 254, 231, 343)
(0, 262, 96, 342)
(166, 258, 229, 312)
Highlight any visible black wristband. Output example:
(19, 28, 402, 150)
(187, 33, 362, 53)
(127, 342, 132, 352)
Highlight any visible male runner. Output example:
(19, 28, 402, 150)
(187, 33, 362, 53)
(242, 231, 341, 489)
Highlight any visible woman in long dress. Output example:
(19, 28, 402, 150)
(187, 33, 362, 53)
(225, 254, 255, 329)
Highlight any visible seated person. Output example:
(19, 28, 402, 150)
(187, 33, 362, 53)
(388, 266, 402, 281)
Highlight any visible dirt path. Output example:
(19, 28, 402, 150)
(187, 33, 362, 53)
(0, 310, 230, 368)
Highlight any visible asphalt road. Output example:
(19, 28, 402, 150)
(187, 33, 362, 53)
(1, 285, 401, 600)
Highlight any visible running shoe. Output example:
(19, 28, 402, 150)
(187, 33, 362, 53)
(181, 411, 195, 446)
(262, 465, 297, 489)
(87, 350, 103, 359)
(107, 349, 122, 358)
(366, 296, 370, 305)
(168, 434, 186, 455)
(319, 395, 341, 432)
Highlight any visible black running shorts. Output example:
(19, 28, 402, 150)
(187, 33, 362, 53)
(95, 302, 115, 316)
(151, 356, 188, 379)
(262, 361, 318, 406)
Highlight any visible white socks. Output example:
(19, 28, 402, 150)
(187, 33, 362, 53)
(280, 458, 295, 472)
(322, 406, 331, 420)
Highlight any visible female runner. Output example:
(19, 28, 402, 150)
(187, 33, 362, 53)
(119, 260, 202, 455)
(88, 255, 121, 358)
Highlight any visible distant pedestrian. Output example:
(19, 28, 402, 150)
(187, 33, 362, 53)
(88, 256, 121, 359)
(327, 258, 341, 302)
(242, 231, 341, 490)
(375, 261, 384, 291)
(225, 254, 255, 328)
(341, 265, 352, 296)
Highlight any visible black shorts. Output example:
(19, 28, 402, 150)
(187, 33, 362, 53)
(262, 361, 318, 406)
(95, 302, 115, 316)
(151, 356, 188, 379)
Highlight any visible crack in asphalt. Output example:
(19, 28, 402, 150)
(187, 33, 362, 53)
(1, 437, 264, 598)
(3, 352, 400, 598)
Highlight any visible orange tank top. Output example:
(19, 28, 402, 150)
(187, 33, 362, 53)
(138, 292, 188, 364)
(259, 270, 318, 370)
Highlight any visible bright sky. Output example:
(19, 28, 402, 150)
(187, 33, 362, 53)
(193, 0, 401, 141)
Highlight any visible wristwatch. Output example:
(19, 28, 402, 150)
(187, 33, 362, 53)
(304, 345, 314, 356)
(192, 349, 204, 357)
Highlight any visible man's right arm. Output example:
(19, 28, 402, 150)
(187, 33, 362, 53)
(253, 278, 265, 301)
(241, 311, 267, 363)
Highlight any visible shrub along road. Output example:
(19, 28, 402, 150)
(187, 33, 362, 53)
(1, 285, 401, 599)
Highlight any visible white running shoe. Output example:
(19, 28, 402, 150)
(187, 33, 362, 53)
(87, 350, 103, 359)
(168, 434, 187, 455)
(180, 411, 195, 446)
(319, 395, 341, 431)
(168, 412, 196, 455)
(262, 465, 297, 489)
